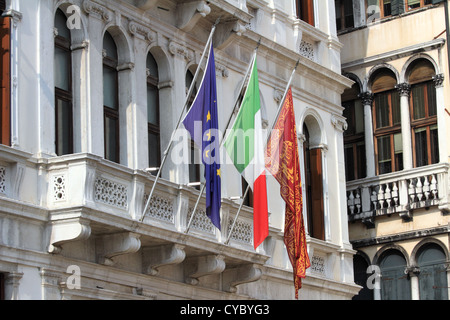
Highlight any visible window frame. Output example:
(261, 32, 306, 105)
(146, 55, 161, 170)
(0, 12, 10, 146)
(343, 84, 366, 181)
(410, 80, 439, 167)
(372, 88, 403, 175)
(406, 0, 433, 12)
(335, 0, 355, 31)
(296, 0, 315, 26)
(303, 124, 325, 241)
(102, 33, 120, 164)
(54, 11, 74, 156)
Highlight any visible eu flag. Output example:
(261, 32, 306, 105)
(182, 44, 221, 230)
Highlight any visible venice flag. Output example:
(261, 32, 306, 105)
(265, 87, 310, 299)
(182, 44, 222, 230)
(224, 58, 268, 249)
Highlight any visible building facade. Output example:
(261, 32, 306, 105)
(338, 0, 450, 300)
(0, 0, 359, 300)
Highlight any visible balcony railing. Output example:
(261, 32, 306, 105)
(346, 163, 449, 227)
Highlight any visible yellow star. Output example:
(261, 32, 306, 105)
(206, 111, 211, 122)
(206, 129, 211, 141)
(205, 150, 210, 158)
(217, 168, 221, 177)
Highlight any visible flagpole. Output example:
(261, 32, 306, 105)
(184, 40, 261, 234)
(225, 58, 301, 246)
(140, 19, 220, 223)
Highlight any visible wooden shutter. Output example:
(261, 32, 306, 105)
(309, 148, 325, 240)
(391, 0, 405, 16)
(298, 0, 315, 26)
(0, 16, 10, 146)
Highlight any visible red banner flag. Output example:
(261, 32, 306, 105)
(265, 88, 310, 299)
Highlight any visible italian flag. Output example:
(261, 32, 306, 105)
(224, 57, 268, 249)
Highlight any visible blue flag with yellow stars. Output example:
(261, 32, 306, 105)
(182, 43, 221, 230)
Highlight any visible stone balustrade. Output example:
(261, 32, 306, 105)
(346, 163, 449, 227)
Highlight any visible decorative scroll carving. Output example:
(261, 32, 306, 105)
(97, 232, 141, 266)
(177, 1, 211, 32)
(143, 244, 186, 275)
(129, 21, 157, 43)
(185, 255, 226, 285)
(48, 218, 91, 254)
(83, 0, 112, 22)
(223, 264, 262, 293)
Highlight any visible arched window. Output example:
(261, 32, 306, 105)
(371, 69, 402, 175)
(146, 53, 160, 170)
(343, 82, 366, 181)
(352, 253, 373, 300)
(407, 59, 439, 167)
(54, 9, 73, 156)
(417, 243, 448, 300)
(0, 0, 10, 146)
(303, 122, 324, 240)
(103, 31, 119, 163)
(379, 249, 411, 300)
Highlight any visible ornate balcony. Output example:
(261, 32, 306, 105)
(0, 146, 270, 294)
(346, 163, 450, 228)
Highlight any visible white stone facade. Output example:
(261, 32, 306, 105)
(0, 0, 359, 300)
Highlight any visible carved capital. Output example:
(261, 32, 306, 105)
(433, 73, 445, 88)
(358, 92, 374, 106)
(395, 83, 411, 97)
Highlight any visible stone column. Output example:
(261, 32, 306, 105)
(406, 266, 421, 300)
(359, 92, 375, 178)
(396, 83, 413, 170)
(433, 74, 446, 164)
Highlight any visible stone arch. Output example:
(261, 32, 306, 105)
(365, 63, 400, 93)
(402, 53, 439, 84)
